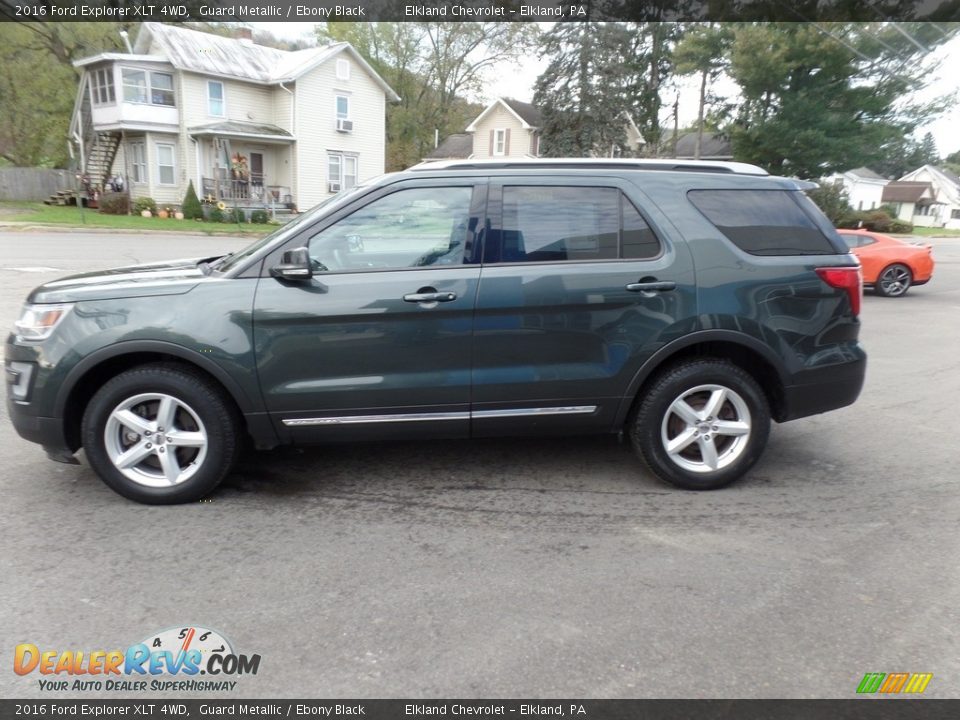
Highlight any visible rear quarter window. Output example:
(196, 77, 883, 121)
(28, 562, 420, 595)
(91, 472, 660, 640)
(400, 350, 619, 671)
(688, 189, 840, 256)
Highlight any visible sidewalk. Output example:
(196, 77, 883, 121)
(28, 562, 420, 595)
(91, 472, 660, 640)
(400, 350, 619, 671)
(0, 220, 268, 237)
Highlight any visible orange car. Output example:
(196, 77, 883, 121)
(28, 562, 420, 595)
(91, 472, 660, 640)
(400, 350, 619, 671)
(837, 229, 934, 297)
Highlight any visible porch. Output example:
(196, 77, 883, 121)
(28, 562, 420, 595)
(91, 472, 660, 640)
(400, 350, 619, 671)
(190, 121, 295, 209)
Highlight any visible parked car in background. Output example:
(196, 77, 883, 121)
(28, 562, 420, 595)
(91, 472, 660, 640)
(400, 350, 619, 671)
(837, 229, 934, 297)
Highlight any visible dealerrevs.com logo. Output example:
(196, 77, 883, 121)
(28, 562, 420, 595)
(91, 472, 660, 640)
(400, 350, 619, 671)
(14, 626, 261, 692)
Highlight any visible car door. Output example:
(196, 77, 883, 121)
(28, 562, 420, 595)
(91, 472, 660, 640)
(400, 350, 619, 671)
(470, 177, 697, 437)
(253, 180, 485, 442)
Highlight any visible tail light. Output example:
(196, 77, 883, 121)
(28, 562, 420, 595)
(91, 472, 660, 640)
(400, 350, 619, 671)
(816, 267, 862, 316)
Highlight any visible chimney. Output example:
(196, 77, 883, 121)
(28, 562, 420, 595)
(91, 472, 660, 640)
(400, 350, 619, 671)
(235, 27, 254, 44)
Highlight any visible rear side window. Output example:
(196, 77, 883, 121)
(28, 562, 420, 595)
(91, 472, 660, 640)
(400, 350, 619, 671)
(487, 186, 661, 263)
(688, 189, 838, 256)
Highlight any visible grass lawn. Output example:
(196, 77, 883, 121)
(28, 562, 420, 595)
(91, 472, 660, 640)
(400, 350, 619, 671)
(0, 202, 272, 236)
(909, 226, 960, 238)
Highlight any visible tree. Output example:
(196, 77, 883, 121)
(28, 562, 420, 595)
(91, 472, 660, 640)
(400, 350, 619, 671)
(0, 23, 131, 167)
(672, 24, 733, 160)
(727, 23, 956, 179)
(534, 23, 635, 157)
(806, 181, 852, 226)
(182, 181, 203, 220)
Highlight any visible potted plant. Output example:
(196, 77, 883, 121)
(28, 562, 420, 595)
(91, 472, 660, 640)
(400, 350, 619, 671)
(157, 208, 169, 219)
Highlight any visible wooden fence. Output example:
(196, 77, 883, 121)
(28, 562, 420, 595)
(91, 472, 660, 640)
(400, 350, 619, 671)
(0, 168, 73, 202)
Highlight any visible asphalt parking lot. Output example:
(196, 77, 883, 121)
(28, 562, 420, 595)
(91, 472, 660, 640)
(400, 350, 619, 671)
(1, 230, 958, 699)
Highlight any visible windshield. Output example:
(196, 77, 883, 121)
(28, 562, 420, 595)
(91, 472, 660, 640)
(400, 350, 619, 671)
(216, 184, 373, 274)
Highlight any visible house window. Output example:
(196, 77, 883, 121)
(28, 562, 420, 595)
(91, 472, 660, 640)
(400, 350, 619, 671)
(494, 129, 506, 156)
(328, 152, 358, 191)
(207, 81, 225, 117)
(91, 68, 115, 105)
(122, 69, 175, 106)
(952, 209, 960, 219)
(122, 69, 148, 103)
(130, 142, 146, 184)
(336, 59, 350, 81)
(156, 143, 175, 185)
(335, 95, 349, 120)
(150, 73, 175, 106)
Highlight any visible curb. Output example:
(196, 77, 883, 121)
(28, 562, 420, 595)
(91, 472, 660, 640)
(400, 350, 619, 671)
(0, 222, 267, 237)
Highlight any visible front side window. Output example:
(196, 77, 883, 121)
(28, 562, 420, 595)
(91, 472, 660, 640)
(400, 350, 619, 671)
(486, 186, 660, 263)
(336, 95, 349, 120)
(308, 186, 473, 272)
(130, 142, 146, 183)
(689, 189, 838, 256)
(91, 68, 115, 105)
(207, 81, 225, 116)
(156, 143, 175, 185)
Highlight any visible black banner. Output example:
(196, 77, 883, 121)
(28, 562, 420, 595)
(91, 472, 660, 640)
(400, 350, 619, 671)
(1, 0, 958, 22)
(2, 700, 960, 720)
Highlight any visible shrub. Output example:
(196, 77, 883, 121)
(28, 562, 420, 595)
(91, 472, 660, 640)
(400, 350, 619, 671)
(132, 197, 157, 214)
(98, 192, 130, 215)
(889, 220, 913, 233)
(223, 207, 245, 224)
(205, 206, 224, 223)
(182, 181, 203, 220)
(249, 209, 269, 224)
(861, 209, 894, 232)
(806, 181, 851, 227)
(836, 209, 910, 234)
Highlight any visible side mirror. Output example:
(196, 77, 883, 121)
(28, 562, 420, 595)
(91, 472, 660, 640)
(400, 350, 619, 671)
(270, 247, 312, 281)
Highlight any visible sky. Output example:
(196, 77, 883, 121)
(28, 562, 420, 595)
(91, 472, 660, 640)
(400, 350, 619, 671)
(252, 22, 960, 158)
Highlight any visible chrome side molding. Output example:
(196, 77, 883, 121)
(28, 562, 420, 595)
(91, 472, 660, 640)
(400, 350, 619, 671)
(282, 406, 597, 427)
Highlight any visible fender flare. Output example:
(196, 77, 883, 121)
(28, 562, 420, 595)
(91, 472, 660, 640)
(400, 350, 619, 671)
(613, 329, 789, 426)
(55, 339, 260, 418)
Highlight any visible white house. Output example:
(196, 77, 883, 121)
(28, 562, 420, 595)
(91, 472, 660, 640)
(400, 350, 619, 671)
(69, 23, 399, 213)
(897, 165, 960, 229)
(824, 167, 889, 212)
(424, 98, 643, 162)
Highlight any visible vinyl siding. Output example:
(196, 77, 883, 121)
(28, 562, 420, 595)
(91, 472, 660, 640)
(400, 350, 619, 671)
(295, 51, 386, 210)
(471, 105, 533, 160)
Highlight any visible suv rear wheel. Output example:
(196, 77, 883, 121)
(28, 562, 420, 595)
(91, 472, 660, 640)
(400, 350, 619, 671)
(631, 359, 770, 490)
(81, 364, 240, 504)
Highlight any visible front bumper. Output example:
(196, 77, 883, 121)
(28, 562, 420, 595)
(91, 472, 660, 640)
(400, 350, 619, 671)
(6, 396, 77, 463)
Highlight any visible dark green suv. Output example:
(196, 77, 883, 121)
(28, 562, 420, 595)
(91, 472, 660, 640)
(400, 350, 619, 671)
(6, 159, 865, 504)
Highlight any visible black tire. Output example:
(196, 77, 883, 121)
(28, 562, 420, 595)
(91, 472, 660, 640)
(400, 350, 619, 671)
(81, 363, 241, 504)
(630, 359, 770, 490)
(875, 263, 912, 297)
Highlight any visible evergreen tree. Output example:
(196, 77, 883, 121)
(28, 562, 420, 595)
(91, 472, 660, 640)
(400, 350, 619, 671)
(182, 181, 203, 221)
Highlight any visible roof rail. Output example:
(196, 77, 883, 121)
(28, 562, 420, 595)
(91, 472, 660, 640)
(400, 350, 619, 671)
(410, 158, 769, 176)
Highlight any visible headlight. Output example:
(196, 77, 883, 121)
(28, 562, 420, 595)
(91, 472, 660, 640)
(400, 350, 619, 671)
(14, 303, 73, 341)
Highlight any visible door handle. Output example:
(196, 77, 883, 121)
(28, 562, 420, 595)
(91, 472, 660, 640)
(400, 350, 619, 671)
(626, 281, 676, 293)
(403, 291, 457, 303)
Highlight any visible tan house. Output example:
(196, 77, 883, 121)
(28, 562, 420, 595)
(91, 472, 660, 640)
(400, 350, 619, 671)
(69, 23, 399, 213)
(425, 97, 643, 162)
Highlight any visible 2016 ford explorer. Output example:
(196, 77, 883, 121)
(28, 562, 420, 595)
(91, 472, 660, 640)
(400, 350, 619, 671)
(5, 159, 866, 504)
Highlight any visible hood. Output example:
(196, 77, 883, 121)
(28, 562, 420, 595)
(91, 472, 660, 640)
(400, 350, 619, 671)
(26, 257, 214, 304)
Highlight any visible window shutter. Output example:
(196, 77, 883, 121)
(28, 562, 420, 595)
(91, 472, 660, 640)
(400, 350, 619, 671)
(505, 128, 511, 156)
(489, 130, 494, 156)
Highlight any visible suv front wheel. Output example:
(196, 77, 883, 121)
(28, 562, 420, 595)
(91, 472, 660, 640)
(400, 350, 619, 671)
(81, 364, 240, 504)
(631, 359, 770, 490)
